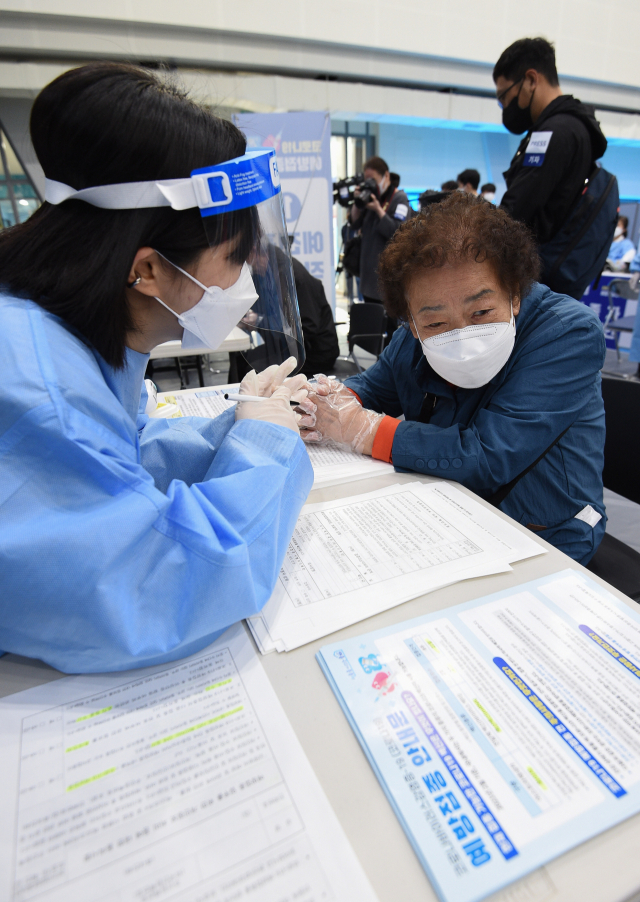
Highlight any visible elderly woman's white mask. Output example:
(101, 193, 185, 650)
(411, 304, 516, 389)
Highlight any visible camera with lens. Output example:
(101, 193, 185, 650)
(332, 174, 380, 209)
(333, 174, 362, 207)
(353, 177, 379, 209)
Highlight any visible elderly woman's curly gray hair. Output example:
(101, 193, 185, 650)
(378, 192, 541, 320)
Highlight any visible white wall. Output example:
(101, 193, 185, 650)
(3, 2, 640, 198)
(1, 0, 639, 91)
(1, 0, 640, 108)
(4, 64, 640, 142)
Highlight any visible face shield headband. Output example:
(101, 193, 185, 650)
(45, 149, 306, 374)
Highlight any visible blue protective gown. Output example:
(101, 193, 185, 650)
(345, 283, 606, 565)
(608, 236, 636, 263)
(0, 293, 313, 673)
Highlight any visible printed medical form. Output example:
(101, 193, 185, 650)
(159, 385, 394, 488)
(0, 625, 377, 902)
(249, 482, 543, 653)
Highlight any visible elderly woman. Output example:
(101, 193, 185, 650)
(303, 193, 606, 564)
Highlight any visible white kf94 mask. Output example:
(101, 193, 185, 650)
(154, 256, 259, 351)
(412, 305, 516, 389)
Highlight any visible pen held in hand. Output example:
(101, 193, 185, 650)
(224, 392, 300, 407)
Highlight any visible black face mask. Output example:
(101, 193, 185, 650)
(502, 81, 535, 135)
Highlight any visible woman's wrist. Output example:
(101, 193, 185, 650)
(359, 413, 385, 456)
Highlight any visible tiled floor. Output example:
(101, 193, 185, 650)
(148, 350, 237, 393)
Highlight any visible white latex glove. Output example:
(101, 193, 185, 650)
(235, 368, 301, 433)
(256, 357, 307, 403)
(254, 356, 316, 427)
(309, 373, 358, 401)
(300, 374, 384, 454)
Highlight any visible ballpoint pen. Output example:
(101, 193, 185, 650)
(224, 392, 300, 406)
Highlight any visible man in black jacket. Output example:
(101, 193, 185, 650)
(494, 38, 608, 263)
(291, 257, 339, 377)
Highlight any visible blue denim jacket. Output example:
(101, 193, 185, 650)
(345, 283, 606, 564)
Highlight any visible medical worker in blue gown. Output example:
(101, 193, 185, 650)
(605, 215, 636, 272)
(0, 63, 316, 673)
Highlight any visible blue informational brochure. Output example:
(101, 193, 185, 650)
(317, 569, 640, 902)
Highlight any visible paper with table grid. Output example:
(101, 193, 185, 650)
(0, 624, 377, 902)
(159, 383, 394, 488)
(247, 481, 545, 653)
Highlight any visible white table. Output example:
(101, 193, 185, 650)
(148, 327, 252, 388)
(1, 472, 639, 902)
(148, 327, 252, 360)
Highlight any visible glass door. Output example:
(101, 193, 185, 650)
(0, 128, 41, 228)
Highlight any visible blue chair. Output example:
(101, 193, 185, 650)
(603, 277, 639, 363)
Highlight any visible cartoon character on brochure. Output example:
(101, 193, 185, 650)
(358, 652, 396, 698)
(371, 670, 396, 697)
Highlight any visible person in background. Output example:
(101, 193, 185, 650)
(627, 249, 640, 379)
(605, 216, 636, 272)
(481, 183, 497, 202)
(441, 180, 459, 192)
(291, 257, 339, 377)
(494, 37, 608, 280)
(349, 156, 410, 306)
(230, 255, 341, 382)
(389, 172, 401, 190)
(419, 189, 439, 211)
(301, 194, 606, 566)
(341, 220, 363, 303)
(457, 169, 481, 195)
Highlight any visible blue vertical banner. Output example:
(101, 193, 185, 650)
(233, 112, 335, 310)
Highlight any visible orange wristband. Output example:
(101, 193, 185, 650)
(371, 415, 399, 463)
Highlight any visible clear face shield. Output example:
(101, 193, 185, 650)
(188, 151, 304, 374)
(44, 148, 305, 375)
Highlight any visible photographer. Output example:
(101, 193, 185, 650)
(349, 156, 410, 305)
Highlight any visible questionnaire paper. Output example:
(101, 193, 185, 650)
(0, 624, 377, 902)
(161, 385, 238, 419)
(247, 482, 544, 653)
(159, 385, 394, 487)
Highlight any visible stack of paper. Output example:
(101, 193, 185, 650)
(316, 569, 640, 902)
(160, 384, 238, 418)
(0, 624, 378, 902)
(159, 385, 395, 488)
(306, 441, 394, 487)
(247, 481, 546, 653)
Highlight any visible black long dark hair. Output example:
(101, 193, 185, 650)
(0, 62, 254, 367)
